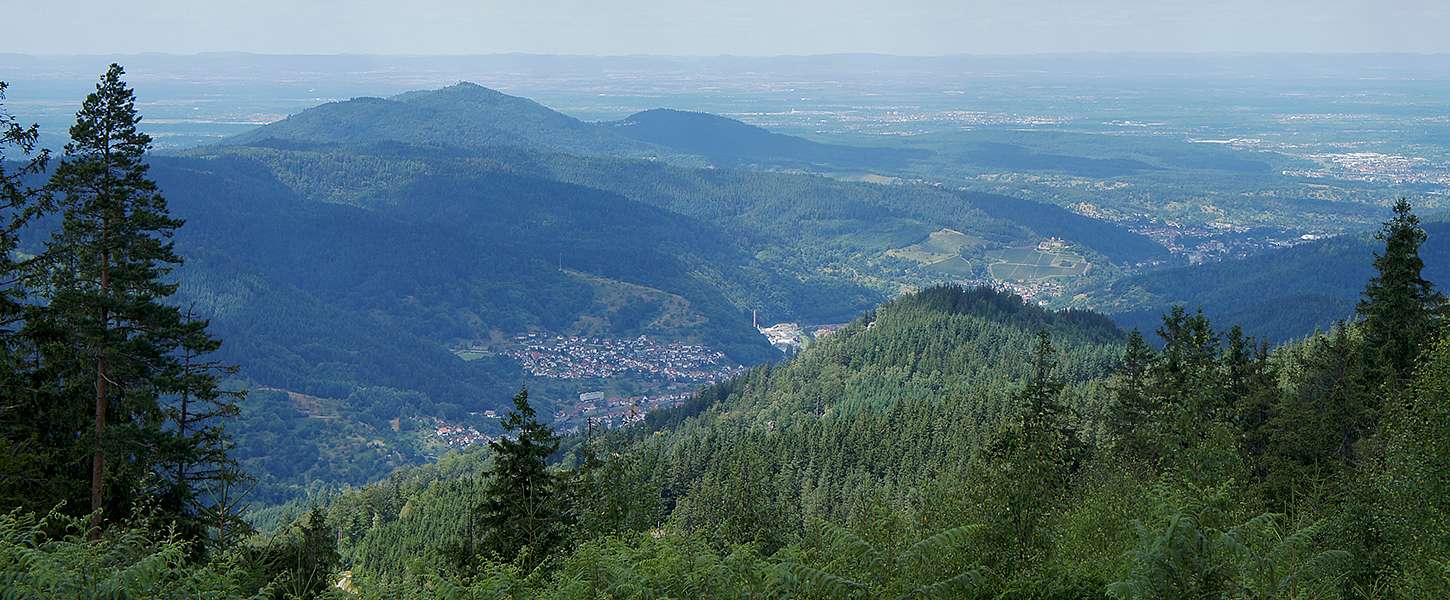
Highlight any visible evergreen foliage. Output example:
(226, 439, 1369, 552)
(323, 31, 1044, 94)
(1357, 199, 1444, 382)
(479, 388, 565, 568)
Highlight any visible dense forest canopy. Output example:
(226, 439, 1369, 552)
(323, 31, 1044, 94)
(2, 67, 1449, 600)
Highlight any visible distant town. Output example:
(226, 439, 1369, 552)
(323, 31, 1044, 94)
(503, 333, 742, 382)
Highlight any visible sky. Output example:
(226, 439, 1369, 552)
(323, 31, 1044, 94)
(7, 0, 1450, 56)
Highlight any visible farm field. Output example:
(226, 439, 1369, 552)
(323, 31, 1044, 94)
(986, 245, 1091, 282)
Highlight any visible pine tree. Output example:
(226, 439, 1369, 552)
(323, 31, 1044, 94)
(480, 387, 564, 568)
(37, 64, 233, 537)
(272, 506, 341, 598)
(1159, 308, 1221, 416)
(1222, 325, 1252, 406)
(1358, 199, 1444, 382)
(1108, 329, 1159, 463)
(1022, 329, 1068, 436)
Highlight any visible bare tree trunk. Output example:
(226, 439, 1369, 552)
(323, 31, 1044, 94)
(177, 339, 193, 488)
(89, 251, 109, 540)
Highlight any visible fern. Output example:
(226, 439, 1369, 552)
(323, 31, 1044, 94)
(781, 517, 985, 599)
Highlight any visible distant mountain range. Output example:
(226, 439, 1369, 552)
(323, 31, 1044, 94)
(607, 108, 930, 169)
(128, 83, 976, 496)
(229, 82, 933, 171)
(226, 82, 663, 159)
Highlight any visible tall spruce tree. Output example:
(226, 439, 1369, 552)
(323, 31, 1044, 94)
(1358, 199, 1444, 382)
(480, 387, 564, 567)
(1235, 341, 1278, 481)
(38, 64, 233, 536)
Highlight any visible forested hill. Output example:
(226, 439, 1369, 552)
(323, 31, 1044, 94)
(644, 285, 1124, 434)
(224, 82, 665, 159)
(959, 190, 1171, 264)
(608, 108, 930, 169)
(56, 150, 839, 499)
(322, 285, 1130, 585)
(1092, 220, 1450, 342)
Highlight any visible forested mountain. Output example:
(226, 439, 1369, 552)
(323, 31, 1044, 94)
(144, 150, 867, 497)
(155, 153, 787, 365)
(609, 108, 929, 169)
(1092, 220, 1450, 342)
(225, 82, 665, 159)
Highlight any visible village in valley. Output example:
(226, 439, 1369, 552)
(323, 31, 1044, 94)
(436, 332, 755, 445)
(502, 334, 738, 381)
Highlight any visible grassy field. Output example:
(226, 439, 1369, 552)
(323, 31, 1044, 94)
(924, 256, 979, 277)
(886, 228, 987, 265)
(564, 269, 704, 336)
(986, 245, 1090, 282)
(453, 349, 491, 361)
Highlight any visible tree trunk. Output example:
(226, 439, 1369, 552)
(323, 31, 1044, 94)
(89, 241, 110, 540)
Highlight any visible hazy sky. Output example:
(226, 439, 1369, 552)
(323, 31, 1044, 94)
(9, 0, 1450, 55)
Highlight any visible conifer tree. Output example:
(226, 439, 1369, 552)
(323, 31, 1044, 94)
(1108, 329, 1159, 463)
(1022, 330, 1067, 435)
(271, 506, 341, 598)
(480, 387, 564, 568)
(0, 81, 59, 514)
(1236, 341, 1277, 480)
(162, 307, 244, 543)
(0, 81, 47, 343)
(1156, 307, 1221, 419)
(38, 64, 232, 536)
(1358, 199, 1444, 382)
(986, 330, 1080, 566)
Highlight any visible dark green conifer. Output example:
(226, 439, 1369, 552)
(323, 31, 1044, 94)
(38, 64, 233, 536)
(1357, 199, 1444, 382)
(985, 329, 1081, 566)
(1108, 329, 1158, 462)
(0, 81, 59, 514)
(480, 387, 564, 567)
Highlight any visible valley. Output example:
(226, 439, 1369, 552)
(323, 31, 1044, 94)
(5, 48, 1450, 599)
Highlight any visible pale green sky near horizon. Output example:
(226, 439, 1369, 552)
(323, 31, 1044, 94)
(7, 0, 1449, 56)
